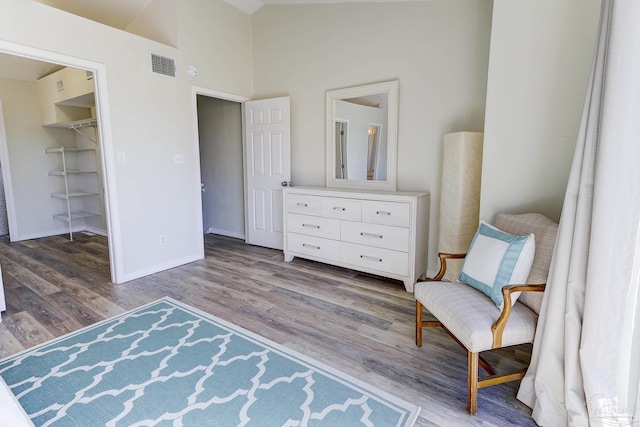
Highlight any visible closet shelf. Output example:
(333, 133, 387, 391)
(53, 212, 100, 222)
(45, 147, 95, 154)
(44, 118, 97, 129)
(47, 144, 101, 241)
(48, 170, 97, 176)
(51, 192, 99, 200)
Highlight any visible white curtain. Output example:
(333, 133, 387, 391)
(517, 1, 640, 425)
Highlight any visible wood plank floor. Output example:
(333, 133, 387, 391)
(0, 233, 537, 426)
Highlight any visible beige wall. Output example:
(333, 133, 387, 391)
(251, 1, 493, 272)
(481, 0, 601, 223)
(0, 0, 253, 281)
(0, 0, 602, 281)
(0, 77, 75, 239)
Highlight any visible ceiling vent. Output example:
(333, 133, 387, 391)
(150, 53, 176, 78)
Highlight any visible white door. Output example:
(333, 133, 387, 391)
(244, 97, 291, 250)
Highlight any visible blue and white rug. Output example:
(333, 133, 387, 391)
(0, 298, 419, 426)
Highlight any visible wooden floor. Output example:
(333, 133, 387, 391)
(0, 233, 537, 426)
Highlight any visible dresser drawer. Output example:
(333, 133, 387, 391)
(286, 194, 323, 216)
(288, 233, 340, 262)
(341, 222, 409, 252)
(341, 242, 408, 276)
(362, 200, 410, 228)
(286, 213, 340, 240)
(321, 197, 362, 221)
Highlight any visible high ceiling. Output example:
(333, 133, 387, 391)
(3, 0, 413, 82)
(0, 53, 64, 82)
(1, 0, 160, 83)
(35, 0, 263, 24)
(35, 0, 409, 25)
(35, 0, 157, 30)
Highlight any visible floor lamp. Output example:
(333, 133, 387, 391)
(438, 132, 483, 281)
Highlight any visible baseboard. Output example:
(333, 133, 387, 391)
(206, 227, 245, 240)
(82, 226, 108, 237)
(11, 226, 83, 242)
(119, 252, 203, 284)
(10, 225, 107, 242)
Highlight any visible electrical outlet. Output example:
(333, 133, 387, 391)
(159, 235, 167, 245)
(117, 152, 126, 163)
(174, 154, 184, 164)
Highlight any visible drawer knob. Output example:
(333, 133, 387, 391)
(302, 223, 320, 229)
(361, 232, 383, 239)
(297, 203, 308, 207)
(333, 206, 346, 211)
(376, 211, 391, 216)
(303, 243, 320, 250)
(360, 255, 383, 262)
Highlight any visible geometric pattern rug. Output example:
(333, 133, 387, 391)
(0, 298, 420, 426)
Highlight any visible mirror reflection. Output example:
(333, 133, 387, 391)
(334, 94, 388, 181)
(326, 80, 398, 191)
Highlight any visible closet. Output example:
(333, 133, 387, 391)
(36, 67, 106, 240)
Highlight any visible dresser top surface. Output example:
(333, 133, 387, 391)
(285, 186, 429, 199)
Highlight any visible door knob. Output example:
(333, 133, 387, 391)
(281, 181, 292, 187)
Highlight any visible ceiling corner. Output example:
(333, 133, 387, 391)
(222, 0, 264, 15)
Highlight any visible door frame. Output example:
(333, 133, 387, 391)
(0, 102, 16, 239)
(0, 40, 123, 283)
(190, 86, 249, 256)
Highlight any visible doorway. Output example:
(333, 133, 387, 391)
(0, 43, 119, 283)
(191, 88, 291, 253)
(196, 95, 245, 240)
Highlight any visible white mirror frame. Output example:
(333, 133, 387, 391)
(326, 80, 399, 191)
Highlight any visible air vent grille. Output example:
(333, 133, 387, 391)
(151, 53, 176, 77)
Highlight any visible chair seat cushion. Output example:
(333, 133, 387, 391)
(415, 280, 539, 353)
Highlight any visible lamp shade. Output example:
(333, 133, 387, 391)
(438, 132, 484, 281)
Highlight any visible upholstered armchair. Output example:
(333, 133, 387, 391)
(414, 213, 558, 414)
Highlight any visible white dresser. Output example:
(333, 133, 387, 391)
(283, 186, 429, 292)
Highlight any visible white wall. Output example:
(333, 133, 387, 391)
(0, 77, 77, 239)
(0, 0, 599, 282)
(480, 0, 601, 222)
(251, 1, 493, 272)
(0, 0, 253, 282)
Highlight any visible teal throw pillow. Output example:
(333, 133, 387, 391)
(458, 221, 535, 310)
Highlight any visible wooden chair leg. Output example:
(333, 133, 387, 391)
(415, 300, 423, 347)
(467, 351, 478, 415)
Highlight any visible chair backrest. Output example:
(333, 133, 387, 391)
(493, 213, 559, 314)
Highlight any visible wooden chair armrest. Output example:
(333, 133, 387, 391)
(503, 284, 546, 293)
(427, 252, 467, 281)
(491, 284, 545, 347)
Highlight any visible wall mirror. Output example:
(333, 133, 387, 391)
(326, 80, 398, 191)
